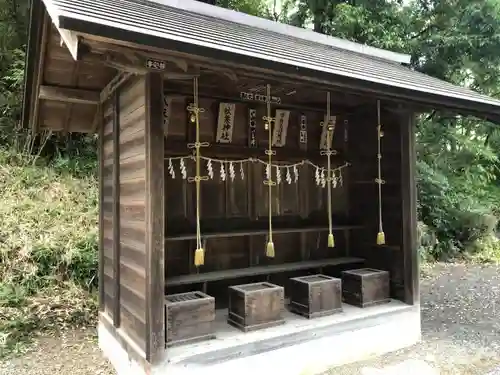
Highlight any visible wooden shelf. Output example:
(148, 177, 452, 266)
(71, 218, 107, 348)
(166, 224, 363, 241)
(166, 257, 365, 287)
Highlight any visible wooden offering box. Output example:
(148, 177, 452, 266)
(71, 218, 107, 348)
(289, 274, 342, 319)
(228, 282, 285, 332)
(165, 291, 216, 347)
(341, 268, 390, 308)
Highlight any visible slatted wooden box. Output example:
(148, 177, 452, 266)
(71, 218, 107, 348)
(165, 291, 216, 347)
(288, 274, 342, 318)
(341, 268, 390, 308)
(228, 282, 285, 332)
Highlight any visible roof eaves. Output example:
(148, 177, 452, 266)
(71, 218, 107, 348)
(57, 13, 500, 118)
(150, 0, 411, 65)
(59, 8, 500, 109)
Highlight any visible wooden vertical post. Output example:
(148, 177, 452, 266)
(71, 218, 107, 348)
(98, 107, 105, 311)
(343, 117, 350, 257)
(400, 112, 419, 305)
(145, 73, 165, 363)
(112, 91, 121, 327)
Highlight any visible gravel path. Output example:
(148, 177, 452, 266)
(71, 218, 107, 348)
(333, 263, 500, 375)
(1, 263, 499, 375)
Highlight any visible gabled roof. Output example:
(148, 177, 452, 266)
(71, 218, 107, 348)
(23, 0, 500, 132)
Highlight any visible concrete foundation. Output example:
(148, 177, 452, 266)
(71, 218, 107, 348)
(99, 300, 421, 375)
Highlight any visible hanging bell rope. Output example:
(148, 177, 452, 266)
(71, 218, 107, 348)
(187, 77, 210, 266)
(263, 84, 277, 258)
(376, 100, 386, 245)
(320, 92, 336, 248)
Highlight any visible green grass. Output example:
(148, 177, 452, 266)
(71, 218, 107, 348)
(0, 148, 99, 357)
(466, 235, 500, 264)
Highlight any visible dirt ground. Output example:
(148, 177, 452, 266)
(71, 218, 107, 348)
(1, 262, 499, 375)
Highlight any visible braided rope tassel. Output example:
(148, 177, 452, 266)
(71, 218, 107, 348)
(376, 100, 386, 245)
(320, 92, 336, 248)
(263, 84, 276, 258)
(187, 77, 209, 266)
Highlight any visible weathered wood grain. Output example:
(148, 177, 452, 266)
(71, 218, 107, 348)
(228, 282, 285, 332)
(101, 97, 116, 323)
(288, 274, 342, 318)
(115, 75, 148, 355)
(165, 291, 215, 347)
(341, 268, 390, 308)
(145, 73, 165, 363)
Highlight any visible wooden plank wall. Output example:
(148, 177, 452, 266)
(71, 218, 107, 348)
(144, 73, 165, 363)
(163, 92, 350, 280)
(348, 104, 406, 300)
(118, 76, 148, 353)
(101, 98, 115, 319)
(99, 74, 166, 363)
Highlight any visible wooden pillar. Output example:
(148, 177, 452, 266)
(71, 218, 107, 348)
(400, 112, 419, 305)
(145, 72, 165, 363)
(98, 109, 105, 312)
(112, 91, 121, 327)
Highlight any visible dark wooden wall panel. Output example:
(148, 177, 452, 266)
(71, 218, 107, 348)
(118, 76, 147, 353)
(163, 87, 351, 281)
(348, 104, 406, 299)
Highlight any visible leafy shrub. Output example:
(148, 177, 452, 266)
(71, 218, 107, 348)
(417, 158, 500, 260)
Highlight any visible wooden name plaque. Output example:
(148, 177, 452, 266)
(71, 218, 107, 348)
(228, 282, 285, 332)
(165, 291, 216, 347)
(341, 268, 390, 308)
(288, 274, 342, 318)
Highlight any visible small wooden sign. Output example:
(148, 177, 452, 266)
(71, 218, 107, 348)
(272, 109, 290, 147)
(299, 114, 308, 146)
(216, 103, 236, 143)
(248, 108, 257, 148)
(146, 58, 166, 71)
(163, 95, 172, 137)
(240, 92, 281, 104)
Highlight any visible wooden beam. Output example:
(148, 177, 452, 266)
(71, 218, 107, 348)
(166, 257, 365, 287)
(38, 85, 100, 105)
(98, 114, 105, 312)
(32, 12, 50, 135)
(112, 90, 121, 327)
(400, 112, 419, 305)
(163, 86, 357, 114)
(91, 104, 102, 133)
(100, 71, 133, 104)
(144, 73, 165, 364)
(84, 41, 192, 75)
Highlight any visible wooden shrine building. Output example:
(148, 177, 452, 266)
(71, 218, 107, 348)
(22, 1, 500, 374)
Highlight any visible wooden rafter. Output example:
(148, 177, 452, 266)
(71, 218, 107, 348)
(38, 85, 100, 105)
(99, 71, 133, 104)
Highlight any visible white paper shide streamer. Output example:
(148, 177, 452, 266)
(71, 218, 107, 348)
(165, 155, 349, 187)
